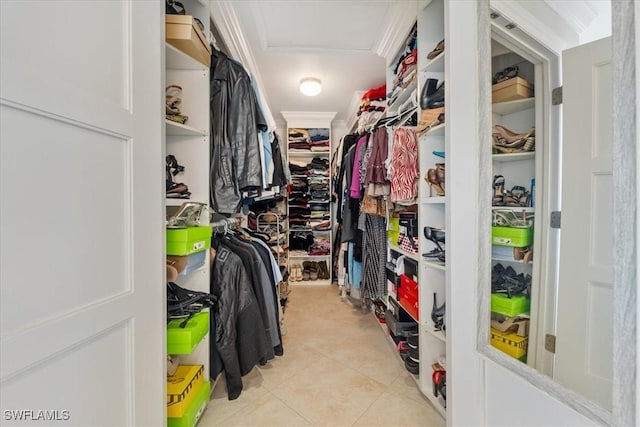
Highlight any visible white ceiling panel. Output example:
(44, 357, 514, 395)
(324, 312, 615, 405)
(250, 1, 392, 52)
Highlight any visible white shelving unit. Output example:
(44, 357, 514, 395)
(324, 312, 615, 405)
(490, 38, 541, 367)
(282, 111, 336, 286)
(415, 0, 447, 417)
(164, 1, 212, 424)
(380, 0, 447, 419)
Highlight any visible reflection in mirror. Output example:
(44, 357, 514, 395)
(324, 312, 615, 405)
(483, 1, 614, 422)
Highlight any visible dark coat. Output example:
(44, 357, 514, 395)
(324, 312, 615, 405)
(210, 51, 263, 213)
(210, 241, 269, 400)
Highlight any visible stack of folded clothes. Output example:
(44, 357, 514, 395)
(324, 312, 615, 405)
(289, 160, 310, 176)
(289, 206, 310, 229)
(288, 128, 311, 151)
(357, 84, 386, 133)
(308, 235, 331, 256)
(308, 157, 330, 177)
(307, 128, 330, 152)
(289, 231, 314, 253)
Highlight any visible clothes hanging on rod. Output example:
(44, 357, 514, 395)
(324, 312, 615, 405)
(209, 221, 283, 400)
(209, 49, 289, 212)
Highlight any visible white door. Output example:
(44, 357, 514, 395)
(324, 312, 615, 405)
(555, 36, 613, 411)
(0, 2, 164, 426)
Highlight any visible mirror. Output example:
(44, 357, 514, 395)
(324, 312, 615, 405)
(477, 0, 634, 425)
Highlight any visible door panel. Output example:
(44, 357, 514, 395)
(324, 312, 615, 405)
(0, 1, 164, 425)
(555, 36, 613, 411)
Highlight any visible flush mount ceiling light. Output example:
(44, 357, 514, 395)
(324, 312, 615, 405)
(299, 77, 322, 96)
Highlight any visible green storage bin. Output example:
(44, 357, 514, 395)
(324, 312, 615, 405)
(167, 380, 210, 427)
(167, 226, 213, 256)
(387, 217, 400, 246)
(491, 226, 532, 248)
(491, 293, 530, 317)
(167, 312, 209, 355)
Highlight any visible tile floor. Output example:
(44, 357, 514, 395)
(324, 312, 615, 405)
(199, 285, 445, 427)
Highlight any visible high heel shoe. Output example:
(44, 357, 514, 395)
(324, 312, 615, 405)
(491, 315, 529, 337)
(492, 124, 535, 144)
(420, 78, 439, 109)
(426, 168, 445, 196)
(493, 175, 505, 206)
(425, 81, 445, 109)
(423, 226, 446, 262)
(431, 293, 446, 332)
(435, 163, 445, 192)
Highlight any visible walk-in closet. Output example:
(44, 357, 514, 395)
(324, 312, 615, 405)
(1, 1, 635, 427)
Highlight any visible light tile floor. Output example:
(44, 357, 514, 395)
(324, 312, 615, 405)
(199, 285, 445, 427)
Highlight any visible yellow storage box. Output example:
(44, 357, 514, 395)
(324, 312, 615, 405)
(167, 365, 204, 418)
(490, 328, 528, 362)
(166, 15, 211, 67)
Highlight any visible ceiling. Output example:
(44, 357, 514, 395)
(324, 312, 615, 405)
(214, 0, 611, 127)
(225, 0, 415, 125)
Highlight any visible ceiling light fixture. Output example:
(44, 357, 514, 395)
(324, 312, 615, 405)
(299, 77, 322, 96)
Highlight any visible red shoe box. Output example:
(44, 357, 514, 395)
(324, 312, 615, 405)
(399, 274, 419, 320)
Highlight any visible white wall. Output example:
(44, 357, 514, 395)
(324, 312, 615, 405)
(485, 363, 597, 427)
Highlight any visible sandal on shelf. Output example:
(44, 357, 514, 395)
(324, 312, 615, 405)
(425, 168, 445, 196)
(514, 247, 533, 263)
(492, 124, 534, 143)
(492, 175, 505, 206)
(491, 315, 530, 337)
(492, 65, 519, 84)
(427, 39, 445, 60)
(492, 209, 533, 228)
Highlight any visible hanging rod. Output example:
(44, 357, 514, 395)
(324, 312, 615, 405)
(211, 217, 239, 233)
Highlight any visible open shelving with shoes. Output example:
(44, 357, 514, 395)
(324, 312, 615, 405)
(164, 1, 213, 426)
(489, 38, 540, 367)
(282, 111, 336, 286)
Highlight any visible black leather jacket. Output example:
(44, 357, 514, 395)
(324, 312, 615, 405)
(210, 51, 263, 213)
(210, 241, 270, 400)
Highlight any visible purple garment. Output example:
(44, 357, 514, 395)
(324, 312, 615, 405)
(350, 135, 368, 198)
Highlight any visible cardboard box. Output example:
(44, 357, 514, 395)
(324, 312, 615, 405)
(166, 15, 211, 67)
(492, 77, 534, 103)
(167, 365, 205, 418)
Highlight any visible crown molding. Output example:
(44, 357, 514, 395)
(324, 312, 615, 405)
(373, 0, 418, 62)
(280, 111, 337, 128)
